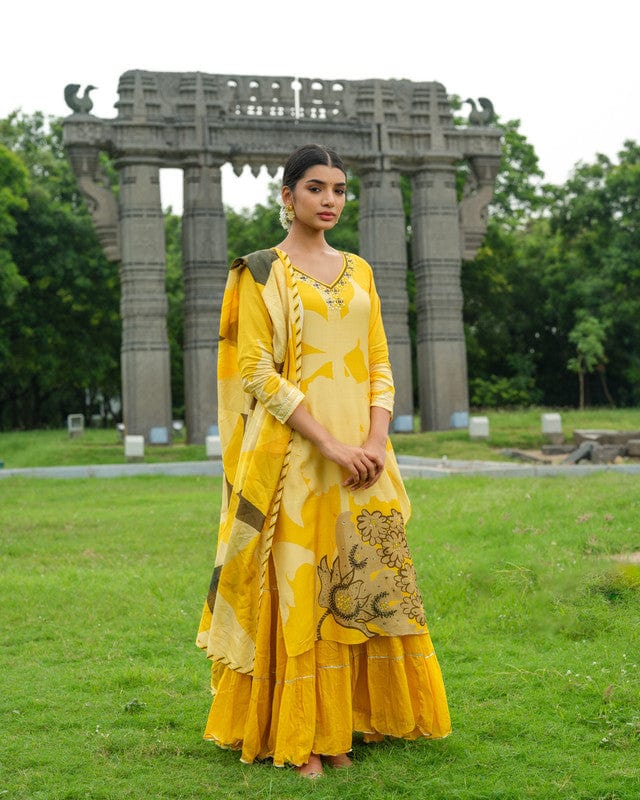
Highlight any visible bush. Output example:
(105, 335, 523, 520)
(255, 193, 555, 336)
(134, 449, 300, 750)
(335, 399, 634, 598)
(470, 374, 543, 407)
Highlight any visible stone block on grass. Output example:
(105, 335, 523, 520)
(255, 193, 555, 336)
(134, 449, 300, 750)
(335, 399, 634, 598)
(125, 435, 145, 461)
(206, 435, 222, 459)
(469, 416, 489, 440)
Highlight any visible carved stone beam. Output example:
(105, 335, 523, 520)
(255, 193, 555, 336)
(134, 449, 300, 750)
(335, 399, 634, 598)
(62, 117, 120, 262)
(458, 154, 502, 262)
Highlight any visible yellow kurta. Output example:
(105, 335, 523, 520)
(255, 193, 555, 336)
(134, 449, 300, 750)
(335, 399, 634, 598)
(197, 248, 451, 765)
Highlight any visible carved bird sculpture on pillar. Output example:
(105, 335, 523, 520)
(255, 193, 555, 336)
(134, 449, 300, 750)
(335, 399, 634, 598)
(64, 84, 97, 114)
(465, 97, 495, 126)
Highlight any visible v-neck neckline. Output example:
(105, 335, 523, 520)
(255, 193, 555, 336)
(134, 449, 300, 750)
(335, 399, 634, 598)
(274, 248, 346, 288)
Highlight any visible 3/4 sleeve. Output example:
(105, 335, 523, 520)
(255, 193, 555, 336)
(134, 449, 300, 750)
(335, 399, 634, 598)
(367, 269, 395, 416)
(236, 266, 305, 424)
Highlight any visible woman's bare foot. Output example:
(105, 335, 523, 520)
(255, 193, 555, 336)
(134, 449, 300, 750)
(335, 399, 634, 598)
(295, 753, 323, 778)
(323, 752, 353, 769)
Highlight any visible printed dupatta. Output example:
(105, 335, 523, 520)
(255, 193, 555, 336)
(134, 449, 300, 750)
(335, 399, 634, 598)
(196, 249, 302, 675)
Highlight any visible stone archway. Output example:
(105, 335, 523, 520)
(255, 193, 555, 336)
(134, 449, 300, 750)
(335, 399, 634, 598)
(63, 71, 501, 443)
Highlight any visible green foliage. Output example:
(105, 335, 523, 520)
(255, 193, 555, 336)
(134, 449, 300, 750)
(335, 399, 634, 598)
(469, 373, 541, 408)
(0, 144, 29, 237)
(569, 317, 606, 372)
(545, 140, 640, 405)
(225, 202, 283, 260)
(461, 119, 562, 407)
(0, 112, 120, 429)
(164, 211, 184, 418)
(462, 120, 640, 409)
(488, 118, 548, 226)
(567, 314, 608, 408)
(0, 142, 29, 308)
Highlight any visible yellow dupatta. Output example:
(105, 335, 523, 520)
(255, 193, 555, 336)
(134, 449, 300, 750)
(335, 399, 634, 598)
(196, 249, 303, 675)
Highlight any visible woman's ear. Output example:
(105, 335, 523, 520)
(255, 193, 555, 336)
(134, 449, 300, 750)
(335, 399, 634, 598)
(281, 186, 293, 206)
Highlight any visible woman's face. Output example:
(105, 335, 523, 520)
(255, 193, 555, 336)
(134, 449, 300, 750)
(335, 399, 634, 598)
(283, 164, 347, 231)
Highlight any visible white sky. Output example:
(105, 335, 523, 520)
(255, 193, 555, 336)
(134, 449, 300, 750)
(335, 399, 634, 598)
(4, 0, 638, 212)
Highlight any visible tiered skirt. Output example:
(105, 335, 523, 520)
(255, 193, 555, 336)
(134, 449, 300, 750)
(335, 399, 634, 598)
(204, 559, 452, 766)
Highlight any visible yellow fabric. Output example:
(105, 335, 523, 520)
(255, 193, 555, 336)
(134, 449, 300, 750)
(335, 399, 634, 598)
(196, 248, 303, 673)
(204, 557, 452, 766)
(197, 247, 452, 763)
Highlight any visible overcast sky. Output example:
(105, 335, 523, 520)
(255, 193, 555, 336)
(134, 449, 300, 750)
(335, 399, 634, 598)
(4, 0, 638, 212)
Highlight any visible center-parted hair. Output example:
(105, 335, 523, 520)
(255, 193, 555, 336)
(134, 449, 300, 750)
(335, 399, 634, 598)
(282, 144, 346, 191)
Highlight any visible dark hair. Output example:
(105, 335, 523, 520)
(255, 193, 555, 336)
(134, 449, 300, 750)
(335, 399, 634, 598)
(282, 144, 346, 191)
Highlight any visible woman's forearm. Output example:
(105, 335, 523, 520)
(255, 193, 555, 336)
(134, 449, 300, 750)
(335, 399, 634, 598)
(286, 403, 334, 450)
(285, 403, 389, 490)
(367, 405, 391, 445)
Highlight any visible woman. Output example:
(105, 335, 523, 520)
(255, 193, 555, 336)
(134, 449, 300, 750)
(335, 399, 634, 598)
(197, 143, 451, 777)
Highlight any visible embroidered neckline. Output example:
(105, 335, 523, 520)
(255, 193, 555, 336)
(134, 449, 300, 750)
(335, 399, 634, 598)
(288, 251, 354, 309)
(291, 252, 346, 288)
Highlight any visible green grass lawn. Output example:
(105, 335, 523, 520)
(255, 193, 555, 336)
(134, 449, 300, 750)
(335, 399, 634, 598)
(0, 427, 207, 469)
(1, 472, 639, 799)
(3, 406, 640, 469)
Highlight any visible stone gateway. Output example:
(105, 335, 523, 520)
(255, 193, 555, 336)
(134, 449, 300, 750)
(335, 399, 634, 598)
(62, 71, 501, 443)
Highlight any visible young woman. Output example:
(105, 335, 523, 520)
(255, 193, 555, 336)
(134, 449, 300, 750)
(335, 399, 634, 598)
(197, 144, 451, 777)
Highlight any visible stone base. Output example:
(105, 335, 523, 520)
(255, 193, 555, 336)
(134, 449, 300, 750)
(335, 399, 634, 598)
(573, 429, 640, 446)
(542, 444, 575, 455)
(627, 439, 640, 458)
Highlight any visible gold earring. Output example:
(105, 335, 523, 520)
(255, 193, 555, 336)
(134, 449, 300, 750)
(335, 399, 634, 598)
(279, 202, 296, 230)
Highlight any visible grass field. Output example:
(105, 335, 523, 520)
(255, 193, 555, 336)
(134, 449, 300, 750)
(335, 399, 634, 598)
(1, 469, 639, 799)
(2, 406, 640, 469)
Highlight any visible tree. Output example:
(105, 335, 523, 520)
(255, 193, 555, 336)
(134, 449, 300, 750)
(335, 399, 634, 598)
(0, 143, 29, 311)
(0, 112, 121, 429)
(567, 314, 608, 409)
(546, 140, 640, 406)
(164, 210, 184, 418)
(488, 119, 548, 226)
(461, 119, 553, 406)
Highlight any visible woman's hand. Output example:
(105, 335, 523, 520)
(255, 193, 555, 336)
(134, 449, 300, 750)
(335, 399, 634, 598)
(286, 402, 390, 491)
(317, 438, 380, 490)
(359, 438, 386, 489)
(358, 406, 391, 488)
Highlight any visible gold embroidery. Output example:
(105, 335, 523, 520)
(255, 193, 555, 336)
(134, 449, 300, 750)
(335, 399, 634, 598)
(294, 253, 354, 308)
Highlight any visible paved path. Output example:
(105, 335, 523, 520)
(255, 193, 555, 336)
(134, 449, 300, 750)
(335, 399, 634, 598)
(2, 456, 640, 480)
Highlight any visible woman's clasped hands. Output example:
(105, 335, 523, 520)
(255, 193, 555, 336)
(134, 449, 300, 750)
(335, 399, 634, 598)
(318, 437, 386, 491)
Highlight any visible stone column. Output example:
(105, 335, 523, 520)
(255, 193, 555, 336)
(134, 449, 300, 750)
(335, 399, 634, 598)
(411, 163, 469, 431)
(118, 160, 173, 442)
(358, 167, 414, 432)
(182, 163, 228, 443)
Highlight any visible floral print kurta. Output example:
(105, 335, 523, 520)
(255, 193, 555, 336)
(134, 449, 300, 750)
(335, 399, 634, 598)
(237, 248, 428, 657)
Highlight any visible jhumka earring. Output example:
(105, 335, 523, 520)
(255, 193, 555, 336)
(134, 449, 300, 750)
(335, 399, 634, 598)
(279, 202, 296, 230)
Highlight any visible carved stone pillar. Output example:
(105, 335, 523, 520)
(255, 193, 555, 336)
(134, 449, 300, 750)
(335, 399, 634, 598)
(182, 163, 228, 443)
(411, 163, 468, 431)
(358, 167, 414, 431)
(118, 160, 173, 441)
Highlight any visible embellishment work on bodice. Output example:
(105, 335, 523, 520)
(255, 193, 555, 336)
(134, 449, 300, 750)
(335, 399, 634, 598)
(292, 252, 355, 308)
